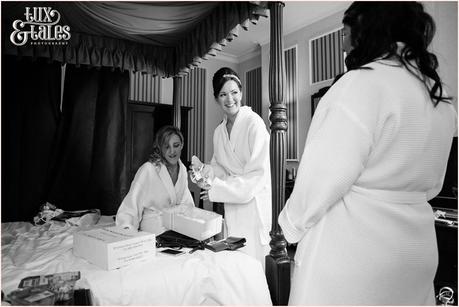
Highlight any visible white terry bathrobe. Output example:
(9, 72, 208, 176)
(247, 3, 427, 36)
(208, 106, 272, 265)
(116, 160, 195, 234)
(279, 59, 457, 305)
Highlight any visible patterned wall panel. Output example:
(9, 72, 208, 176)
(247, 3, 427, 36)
(310, 28, 345, 84)
(245, 67, 262, 116)
(129, 71, 161, 102)
(285, 46, 298, 160)
(178, 68, 206, 161)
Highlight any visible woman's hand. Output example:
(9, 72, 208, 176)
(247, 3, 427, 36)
(200, 189, 209, 201)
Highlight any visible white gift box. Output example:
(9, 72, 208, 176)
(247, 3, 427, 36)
(162, 207, 222, 241)
(73, 226, 156, 270)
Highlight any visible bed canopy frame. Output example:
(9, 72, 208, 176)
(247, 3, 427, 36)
(3, 2, 291, 304)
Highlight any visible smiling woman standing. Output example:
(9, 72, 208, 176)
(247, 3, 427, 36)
(116, 125, 195, 234)
(191, 67, 272, 266)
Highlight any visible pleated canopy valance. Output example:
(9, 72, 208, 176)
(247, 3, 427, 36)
(2, 1, 268, 77)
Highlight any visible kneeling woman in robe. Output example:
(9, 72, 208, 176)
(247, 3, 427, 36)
(116, 125, 195, 234)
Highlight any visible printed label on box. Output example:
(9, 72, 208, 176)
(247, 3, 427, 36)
(73, 226, 156, 270)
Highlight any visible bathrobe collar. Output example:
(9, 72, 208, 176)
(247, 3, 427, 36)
(220, 106, 253, 173)
(157, 161, 186, 206)
(222, 106, 252, 141)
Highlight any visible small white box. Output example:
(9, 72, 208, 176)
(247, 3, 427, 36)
(73, 226, 156, 270)
(163, 207, 222, 241)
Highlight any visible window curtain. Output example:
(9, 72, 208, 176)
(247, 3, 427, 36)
(47, 65, 129, 215)
(2, 56, 62, 222)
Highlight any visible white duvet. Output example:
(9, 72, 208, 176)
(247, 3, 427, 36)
(1, 218, 272, 305)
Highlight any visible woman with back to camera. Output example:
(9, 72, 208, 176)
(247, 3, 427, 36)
(279, 2, 457, 305)
(191, 67, 272, 266)
(116, 125, 194, 234)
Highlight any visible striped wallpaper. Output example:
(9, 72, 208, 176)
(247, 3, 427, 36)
(310, 28, 345, 84)
(129, 69, 206, 161)
(129, 71, 161, 102)
(245, 67, 262, 116)
(285, 46, 298, 161)
(177, 68, 206, 161)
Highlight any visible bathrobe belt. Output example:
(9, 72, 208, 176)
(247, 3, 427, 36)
(351, 185, 427, 204)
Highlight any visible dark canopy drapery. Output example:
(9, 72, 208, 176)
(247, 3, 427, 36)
(47, 65, 130, 214)
(2, 2, 268, 76)
(2, 56, 62, 222)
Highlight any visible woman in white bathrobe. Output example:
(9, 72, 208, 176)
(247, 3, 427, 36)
(116, 126, 194, 234)
(279, 2, 457, 305)
(192, 67, 272, 266)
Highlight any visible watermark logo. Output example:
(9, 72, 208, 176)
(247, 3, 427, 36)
(10, 7, 71, 46)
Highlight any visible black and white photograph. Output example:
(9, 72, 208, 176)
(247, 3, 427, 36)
(1, 1, 457, 306)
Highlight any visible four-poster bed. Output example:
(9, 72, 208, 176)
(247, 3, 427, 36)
(2, 1, 292, 304)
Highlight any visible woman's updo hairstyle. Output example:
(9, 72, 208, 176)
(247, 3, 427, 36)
(149, 125, 184, 166)
(342, 1, 450, 106)
(212, 67, 242, 98)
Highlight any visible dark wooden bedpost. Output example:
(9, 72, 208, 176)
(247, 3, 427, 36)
(172, 76, 181, 129)
(265, 2, 291, 306)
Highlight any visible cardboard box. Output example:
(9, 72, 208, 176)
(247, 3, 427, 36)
(73, 226, 156, 270)
(162, 207, 222, 241)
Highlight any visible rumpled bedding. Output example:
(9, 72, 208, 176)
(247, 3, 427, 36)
(1, 218, 272, 305)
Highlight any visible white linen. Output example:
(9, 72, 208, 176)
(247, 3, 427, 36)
(116, 160, 195, 234)
(279, 60, 457, 305)
(208, 106, 272, 265)
(2, 220, 272, 305)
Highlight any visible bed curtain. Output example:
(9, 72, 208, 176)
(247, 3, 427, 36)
(2, 57, 130, 222)
(47, 65, 130, 215)
(2, 56, 62, 222)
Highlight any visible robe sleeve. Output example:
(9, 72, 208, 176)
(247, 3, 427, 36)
(210, 155, 228, 179)
(115, 164, 151, 230)
(208, 118, 270, 204)
(279, 103, 373, 243)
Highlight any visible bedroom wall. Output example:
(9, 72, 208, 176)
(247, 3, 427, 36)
(259, 9, 346, 171)
(256, 2, 457, 171)
(161, 2, 457, 175)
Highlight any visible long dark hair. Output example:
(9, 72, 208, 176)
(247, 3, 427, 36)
(343, 1, 451, 106)
(149, 125, 184, 166)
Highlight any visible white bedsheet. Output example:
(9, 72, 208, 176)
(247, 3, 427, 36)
(1, 218, 272, 305)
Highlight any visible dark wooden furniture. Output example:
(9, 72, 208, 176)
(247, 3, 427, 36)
(311, 86, 330, 116)
(430, 137, 458, 211)
(431, 138, 457, 304)
(434, 217, 457, 305)
(265, 3, 292, 306)
(126, 101, 191, 183)
(285, 179, 295, 200)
